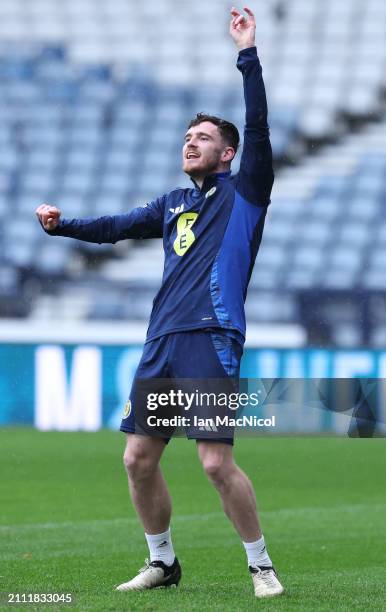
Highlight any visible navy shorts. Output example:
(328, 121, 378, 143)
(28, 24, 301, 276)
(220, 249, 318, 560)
(120, 330, 243, 445)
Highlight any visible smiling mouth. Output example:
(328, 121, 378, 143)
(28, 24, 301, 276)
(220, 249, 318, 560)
(186, 153, 200, 159)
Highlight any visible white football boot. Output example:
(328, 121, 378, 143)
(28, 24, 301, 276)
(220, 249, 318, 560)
(249, 565, 284, 598)
(116, 558, 181, 591)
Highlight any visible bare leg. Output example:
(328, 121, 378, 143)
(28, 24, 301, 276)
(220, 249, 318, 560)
(123, 434, 171, 534)
(197, 441, 261, 542)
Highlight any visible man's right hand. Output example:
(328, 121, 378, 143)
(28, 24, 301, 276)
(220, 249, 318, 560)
(35, 204, 61, 231)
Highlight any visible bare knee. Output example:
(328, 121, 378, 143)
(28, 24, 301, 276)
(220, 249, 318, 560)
(123, 435, 163, 483)
(198, 443, 234, 487)
(202, 456, 227, 484)
(123, 451, 155, 482)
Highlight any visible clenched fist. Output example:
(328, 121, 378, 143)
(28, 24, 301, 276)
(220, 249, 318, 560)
(35, 204, 61, 231)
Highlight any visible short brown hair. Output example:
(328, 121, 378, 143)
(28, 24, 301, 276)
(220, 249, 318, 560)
(187, 112, 240, 152)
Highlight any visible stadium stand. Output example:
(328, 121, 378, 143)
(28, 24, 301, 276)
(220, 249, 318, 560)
(0, 0, 385, 346)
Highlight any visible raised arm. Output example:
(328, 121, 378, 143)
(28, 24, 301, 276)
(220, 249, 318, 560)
(230, 7, 274, 206)
(35, 197, 166, 244)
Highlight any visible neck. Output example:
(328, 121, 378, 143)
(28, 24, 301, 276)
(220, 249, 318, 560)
(189, 166, 230, 190)
(193, 176, 205, 189)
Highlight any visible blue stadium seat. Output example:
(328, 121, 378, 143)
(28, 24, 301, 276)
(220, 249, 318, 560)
(286, 269, 318, 289)
(34, 243, 71, 275)
(293, 246, 324, 270)
(20, 170, 56, 194)
(55, 195, 88, 218)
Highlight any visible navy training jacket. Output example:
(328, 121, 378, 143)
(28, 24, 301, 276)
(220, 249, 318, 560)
(46, 47, 274, 345)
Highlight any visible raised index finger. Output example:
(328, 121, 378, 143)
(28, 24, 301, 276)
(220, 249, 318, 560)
(243, 7, 255, 22)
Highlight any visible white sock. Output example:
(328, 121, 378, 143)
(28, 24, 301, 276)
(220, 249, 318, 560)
(145, 528, 175, 566)
(243, 535, 272, 569)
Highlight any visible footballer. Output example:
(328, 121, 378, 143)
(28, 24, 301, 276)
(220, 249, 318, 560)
(36, 6, 284, 599)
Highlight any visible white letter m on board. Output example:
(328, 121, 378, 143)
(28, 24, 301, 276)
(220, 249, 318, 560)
(34, 346, 102, 431)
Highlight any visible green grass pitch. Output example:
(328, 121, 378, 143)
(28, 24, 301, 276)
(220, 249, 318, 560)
(1, 429, 385, 611)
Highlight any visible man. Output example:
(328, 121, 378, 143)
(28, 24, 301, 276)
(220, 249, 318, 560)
(36, 6, 284, 599)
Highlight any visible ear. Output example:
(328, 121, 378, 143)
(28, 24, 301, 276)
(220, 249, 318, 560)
(222, 146, 236, 163)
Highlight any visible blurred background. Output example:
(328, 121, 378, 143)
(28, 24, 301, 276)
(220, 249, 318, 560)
(0, 0, 385, 433)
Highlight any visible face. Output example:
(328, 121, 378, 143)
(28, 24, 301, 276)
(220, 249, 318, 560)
(182, 121, 233, 179)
